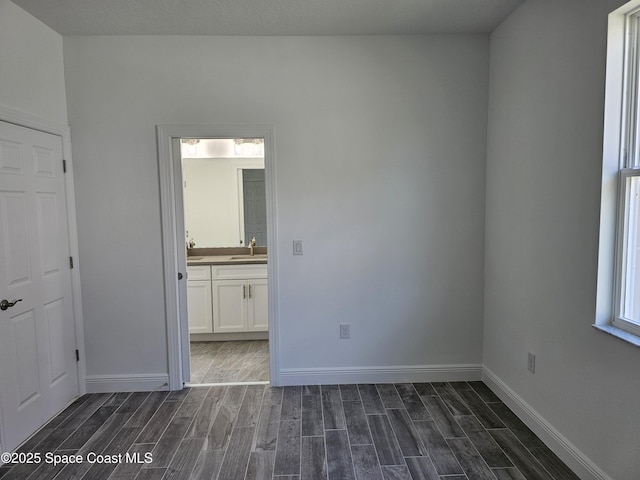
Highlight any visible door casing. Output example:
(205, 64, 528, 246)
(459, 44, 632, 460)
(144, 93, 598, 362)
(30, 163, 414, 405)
(156, 125, 279, 389)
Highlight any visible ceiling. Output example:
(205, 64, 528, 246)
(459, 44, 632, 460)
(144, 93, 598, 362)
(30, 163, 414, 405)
(11, 0, 524, 36)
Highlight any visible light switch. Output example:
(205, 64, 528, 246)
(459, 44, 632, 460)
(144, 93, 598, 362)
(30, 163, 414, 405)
(293, 240, 303, 255)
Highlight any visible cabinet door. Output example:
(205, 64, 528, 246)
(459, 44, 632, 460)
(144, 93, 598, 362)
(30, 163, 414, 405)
(187, 281, 213, 334)
(213, 280, 247, 332)
(248, 279, 268, 332)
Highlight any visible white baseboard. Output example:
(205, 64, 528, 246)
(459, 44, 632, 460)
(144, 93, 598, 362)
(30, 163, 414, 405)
(482, 368, 613, 480)
(190, 332, 268, 342)
(85, 374, 170, 393)
(280, 364, 483, 385)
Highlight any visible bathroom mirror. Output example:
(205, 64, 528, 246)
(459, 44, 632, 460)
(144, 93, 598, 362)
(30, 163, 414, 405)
(181, 138, 267, 248)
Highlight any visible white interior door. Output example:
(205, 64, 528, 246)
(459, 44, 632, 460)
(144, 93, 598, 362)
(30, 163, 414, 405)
(173, 138, 190, 382)
(0, 121, 79, 452)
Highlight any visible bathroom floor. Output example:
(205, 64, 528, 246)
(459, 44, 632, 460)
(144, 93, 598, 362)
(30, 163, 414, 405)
(189, 340, 269, 384)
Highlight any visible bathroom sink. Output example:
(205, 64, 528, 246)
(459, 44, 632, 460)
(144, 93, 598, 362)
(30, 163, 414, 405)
(229, 254, 267, 260)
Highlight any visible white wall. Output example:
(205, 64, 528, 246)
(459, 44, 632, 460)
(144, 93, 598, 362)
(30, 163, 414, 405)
(0, 0, 70, 454)
(0, 0, 68, 125)
(484, 1, 640, 479)
(63, 35, 489, 379)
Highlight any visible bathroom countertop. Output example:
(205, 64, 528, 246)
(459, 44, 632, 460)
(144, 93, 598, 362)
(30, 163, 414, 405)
(187, 254, 267, 266)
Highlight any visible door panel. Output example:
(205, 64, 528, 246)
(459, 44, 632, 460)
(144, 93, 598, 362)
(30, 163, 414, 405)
(0, 139, 22, 173)
(1, 192, 31, 285)
(33, 146, 55, 178)
(37, 193, 61, 276)
(0, 121, 78, 452)
(45, 298, 67, 384)
(13, 310, 41, 407)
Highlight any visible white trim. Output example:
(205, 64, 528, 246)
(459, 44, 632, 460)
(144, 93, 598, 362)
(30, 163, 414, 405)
(613, 168, 640, 337)
(482, 368, 613, 480)
(593, 322, 640, 347)
(186, 381, 270, 387)
(0, 105, 86, 396)
(191, 331, 268, 342)
(596, 1, 628, 328)
(236, 167, 245, 245)
(156, 125, 280, 389)
(62, 126, 87, 396)
(279, 364, 482, 386)
(0, 106, 69, 138)
(85, 374, 170, 393)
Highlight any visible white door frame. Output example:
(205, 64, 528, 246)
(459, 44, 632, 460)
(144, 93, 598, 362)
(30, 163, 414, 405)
(156, 125, 280, 390)
(0, 105, 86, 450)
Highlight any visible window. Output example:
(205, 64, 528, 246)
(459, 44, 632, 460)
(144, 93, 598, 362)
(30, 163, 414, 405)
(611, 3, 640, 338)
(615, 172, 640, 336)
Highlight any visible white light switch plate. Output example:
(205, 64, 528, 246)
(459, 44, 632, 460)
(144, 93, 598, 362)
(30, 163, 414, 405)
(293, 240, 303, 255)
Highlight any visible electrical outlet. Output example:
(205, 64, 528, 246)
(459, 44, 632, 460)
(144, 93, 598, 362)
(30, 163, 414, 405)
(340, 323, 350, 339)
(527, 352, 536, 374)
(293, 240, 303, 255)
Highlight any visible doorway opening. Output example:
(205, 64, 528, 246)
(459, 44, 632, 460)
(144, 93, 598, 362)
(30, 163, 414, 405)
(156, 124, 279, 390)
(181, 138, 269, 385)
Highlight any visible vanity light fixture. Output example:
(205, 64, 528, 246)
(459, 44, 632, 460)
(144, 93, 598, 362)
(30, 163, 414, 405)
(234, 138, 264, 156)
(181, 138, 200, 156)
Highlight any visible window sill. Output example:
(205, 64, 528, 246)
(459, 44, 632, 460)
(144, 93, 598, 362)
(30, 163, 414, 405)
(592, 323, 640, 348)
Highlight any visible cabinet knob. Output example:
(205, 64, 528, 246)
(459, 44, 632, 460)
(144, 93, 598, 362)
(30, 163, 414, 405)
(178, 272, 184, 280)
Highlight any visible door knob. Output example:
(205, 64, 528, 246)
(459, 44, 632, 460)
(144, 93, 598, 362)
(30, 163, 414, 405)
(0, 299, 22, 311)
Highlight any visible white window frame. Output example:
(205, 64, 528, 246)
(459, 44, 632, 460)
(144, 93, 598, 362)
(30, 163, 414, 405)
(614, 171, 640, 336)
(611, 3, 640, 339)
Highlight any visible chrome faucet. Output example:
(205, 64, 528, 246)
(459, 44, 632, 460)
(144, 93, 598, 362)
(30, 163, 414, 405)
(249, 237, 256, 256)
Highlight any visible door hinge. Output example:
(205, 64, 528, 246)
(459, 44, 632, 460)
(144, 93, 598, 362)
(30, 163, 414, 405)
(63, 159, 67, 173)
(69, 256, 74, 269)
(75, 349, 79, 362)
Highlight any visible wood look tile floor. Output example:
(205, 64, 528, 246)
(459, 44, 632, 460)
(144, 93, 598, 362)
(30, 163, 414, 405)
(190, 341, 269, 384)
(0, 382, 580, 480)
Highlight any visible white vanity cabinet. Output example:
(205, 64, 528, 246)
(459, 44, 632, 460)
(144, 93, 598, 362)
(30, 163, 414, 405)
(186, 265, 213, 334)
(212, 264, 268, 333)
